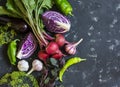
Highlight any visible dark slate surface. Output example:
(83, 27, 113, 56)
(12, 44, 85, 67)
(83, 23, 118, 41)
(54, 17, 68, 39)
(0, 0, 120, 87)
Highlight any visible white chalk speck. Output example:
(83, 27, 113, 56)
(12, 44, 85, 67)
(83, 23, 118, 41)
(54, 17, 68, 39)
(106, 40, 112, 43)
(82, 72, 87, 79)
(92, 17, 99, 22)
(89, 26, 94, 31)
(110, 24, 114, 28)
(115, 39, 120, 46)
(88, 32, 92, 36)
(77, 0, 82, 5)
(90, 11, 94, 14)
(90, 48, 95, 51)
(116, 4, 120, 11)
(117, 51, 120, 56)
(113, 18, 118, 24)
(110, 18, 118, 28)
(99, 68, 103, 73)
(97, 32, 101, 35)
(109, 44, 115, 50)
(90, 39, 96, 43)
(88, 54, 97, 58)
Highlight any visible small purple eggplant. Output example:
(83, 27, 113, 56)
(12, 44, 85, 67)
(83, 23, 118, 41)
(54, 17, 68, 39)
(0, 17, 28, 33)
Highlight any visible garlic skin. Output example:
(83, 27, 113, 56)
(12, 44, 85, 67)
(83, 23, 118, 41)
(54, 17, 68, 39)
(65, 44, 76, 55)
(17, 60, 29, 71)
(26, 59, 43, 75)
(65, 38, 83, 55)
(32, 59, 43, 71)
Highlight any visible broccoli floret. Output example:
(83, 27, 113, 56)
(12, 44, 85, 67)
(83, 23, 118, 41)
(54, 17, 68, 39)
(0, 71, 39, 87)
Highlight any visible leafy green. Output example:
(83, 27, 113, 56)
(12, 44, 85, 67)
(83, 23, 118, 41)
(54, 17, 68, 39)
(6, 0, 22, 17)
(0, 71, 39, 87)
(0, 23, 16, 46)
(0, 0, 53, 47)
(0, 7, 18, 17)
(50, 58, 59, 67)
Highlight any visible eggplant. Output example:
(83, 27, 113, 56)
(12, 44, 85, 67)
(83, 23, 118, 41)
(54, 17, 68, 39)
(0, 16, 28, 33)
(42, 11, 71, 33)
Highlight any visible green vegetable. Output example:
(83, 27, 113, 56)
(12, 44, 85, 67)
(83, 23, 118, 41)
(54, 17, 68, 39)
(0, 71, 39, 87)
(54, 0, 73, 15)
(0, 0, 53, 48)
(59, 57, 86, 82)
(7, 39, 19, 65)
(0, 23, 16, 46)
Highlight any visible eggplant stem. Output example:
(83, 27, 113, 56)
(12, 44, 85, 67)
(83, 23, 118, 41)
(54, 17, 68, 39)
(74, 38, 83, 46)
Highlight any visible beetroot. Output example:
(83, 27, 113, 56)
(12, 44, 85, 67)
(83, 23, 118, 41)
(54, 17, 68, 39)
(55, 34, 65, 47)
(52, 50, 63, 59)
(38, 50, 49, 62)
(46, 41, 59, 55)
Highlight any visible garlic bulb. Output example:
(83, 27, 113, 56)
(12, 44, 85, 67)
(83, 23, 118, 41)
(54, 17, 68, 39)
(32, 59, 43, 71)
(27, 59, 43, 75)
(17, 60, 29, 71)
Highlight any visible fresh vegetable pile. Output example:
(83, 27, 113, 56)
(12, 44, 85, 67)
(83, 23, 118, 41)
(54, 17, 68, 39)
(0, 0, 86, 87)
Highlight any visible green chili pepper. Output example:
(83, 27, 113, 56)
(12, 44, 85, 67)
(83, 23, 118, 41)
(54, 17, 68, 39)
(59, 57, 86, 82)
(7, 39, 19, 65)
(54, 0, 73, 15)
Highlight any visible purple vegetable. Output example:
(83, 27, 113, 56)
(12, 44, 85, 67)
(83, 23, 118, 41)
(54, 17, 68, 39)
(0, 17, 28, 33)
(17, 32, 37, 59)
(42, 11, 71, 33)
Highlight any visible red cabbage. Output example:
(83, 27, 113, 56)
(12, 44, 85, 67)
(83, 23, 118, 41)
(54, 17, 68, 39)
(17, 32, 37, 59)
(42, 11, 71, 33)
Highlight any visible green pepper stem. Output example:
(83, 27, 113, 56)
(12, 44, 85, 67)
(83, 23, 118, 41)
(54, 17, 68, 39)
(80, 58, 86, 62)
(69, 12, 73, 16)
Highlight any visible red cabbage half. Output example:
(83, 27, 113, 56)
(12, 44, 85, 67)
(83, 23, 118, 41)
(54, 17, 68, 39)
(42, 11, 71, 33)
(17, 32, 37, 59)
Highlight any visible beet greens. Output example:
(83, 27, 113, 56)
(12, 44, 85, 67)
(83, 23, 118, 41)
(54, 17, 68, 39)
(0, 0, 53, 47)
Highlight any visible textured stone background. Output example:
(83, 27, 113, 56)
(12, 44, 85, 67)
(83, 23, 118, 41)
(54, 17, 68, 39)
(1, 0, 120, 87)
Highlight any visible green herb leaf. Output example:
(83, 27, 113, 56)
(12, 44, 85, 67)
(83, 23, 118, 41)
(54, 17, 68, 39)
(6, 0, 22, 17)
(13, 0, 27, 17)
(0, 24, 16, 46)
(42, 0, 53, 9)
(44, 77, 50, 84)
(0, 6, 19, 17)
(21, 0, 35, 13)
(50, 58, 58, 67)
